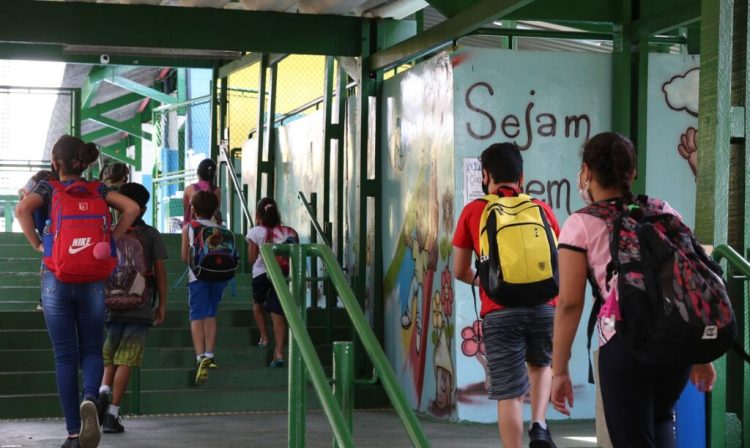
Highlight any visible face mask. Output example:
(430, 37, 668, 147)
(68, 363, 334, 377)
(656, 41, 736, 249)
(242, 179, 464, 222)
(578, 169, 593, 205)
(481, 182, 488, 195)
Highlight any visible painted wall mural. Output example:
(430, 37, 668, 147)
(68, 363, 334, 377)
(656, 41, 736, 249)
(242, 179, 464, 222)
(451, 48, 612, 422)
(646, 54, 699, 227)
(382, 53, 456, 417)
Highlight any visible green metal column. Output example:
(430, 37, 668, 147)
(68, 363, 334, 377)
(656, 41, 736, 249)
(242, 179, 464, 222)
(255, 54, 268, 206)
(744, 2, 750, 441)
(265, 61, 278, 199)
(335, 62, 347, 265)
(323, 56, 335, 236)
(288, 245, 307, 448)
(71, 87, 81, 138)
(698, 0, 734, 446)
(210, 64, 220, 161)
(612, 0, 633, 137)
(332, 341, 354, 448)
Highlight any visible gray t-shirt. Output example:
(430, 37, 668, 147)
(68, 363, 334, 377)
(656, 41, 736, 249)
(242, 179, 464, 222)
(107, 222, 168, 325)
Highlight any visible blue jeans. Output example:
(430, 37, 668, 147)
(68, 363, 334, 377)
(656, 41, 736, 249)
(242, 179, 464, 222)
(41, 269, 105, 435)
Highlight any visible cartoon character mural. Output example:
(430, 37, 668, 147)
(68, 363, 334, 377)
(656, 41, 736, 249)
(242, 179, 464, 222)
(382, 53, 456, 416)
(662, 67, 699, 177)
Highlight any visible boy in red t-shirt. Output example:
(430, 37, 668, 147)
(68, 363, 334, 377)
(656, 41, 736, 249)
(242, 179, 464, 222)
(453, 142, 559, 448)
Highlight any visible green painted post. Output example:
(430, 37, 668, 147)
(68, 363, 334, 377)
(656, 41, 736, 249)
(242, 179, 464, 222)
(632, 40, 649, 195)
(71, 88, 81, 138)
(308, 245, 430, 447)
(332, 341, 354, 448)
(335, 61, 347, 266)
(4, 200, 13, 232)
(288, 245, 307, 448)
(310, 192, 319, 309)
(266, 61, 278, 199)
(611, 0, 633, 137)
(744, 7, 750, 443)
(255, 54, 268, 207)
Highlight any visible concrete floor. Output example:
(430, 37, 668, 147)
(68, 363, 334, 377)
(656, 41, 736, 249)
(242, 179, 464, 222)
(0, 410, 598, 448)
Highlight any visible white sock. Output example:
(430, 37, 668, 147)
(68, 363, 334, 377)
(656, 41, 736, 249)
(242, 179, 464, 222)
(531, 420, 547, 430)
(197, 354, 204, 362)
(107, 404, 120, 418)
(204, 352, 214, 359)
(99, 385, 111, 395)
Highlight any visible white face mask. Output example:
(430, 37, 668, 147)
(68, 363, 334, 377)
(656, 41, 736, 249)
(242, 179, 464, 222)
(578, 168, 593, 205)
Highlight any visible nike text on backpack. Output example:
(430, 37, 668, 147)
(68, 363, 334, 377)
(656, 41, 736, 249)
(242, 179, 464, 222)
(581, 196, 736, 366)
(476, 193, 559, 307)
(189, 222, 238, 281)
(106, 230, 154, 310)
(42, 180, 117, 283)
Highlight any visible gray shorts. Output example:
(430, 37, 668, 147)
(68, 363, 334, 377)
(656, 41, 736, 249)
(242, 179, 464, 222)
(483, 304, 555, 400)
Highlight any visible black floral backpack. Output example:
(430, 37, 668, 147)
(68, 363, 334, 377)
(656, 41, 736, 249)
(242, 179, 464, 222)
(580, 195, 736, 366)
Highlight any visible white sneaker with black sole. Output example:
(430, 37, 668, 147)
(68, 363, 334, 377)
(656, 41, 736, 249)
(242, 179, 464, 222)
(78, 400, 101, 448)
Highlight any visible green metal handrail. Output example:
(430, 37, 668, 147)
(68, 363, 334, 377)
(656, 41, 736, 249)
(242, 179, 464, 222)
(261, 243, 430, 448)
(710, 244, 750, 448)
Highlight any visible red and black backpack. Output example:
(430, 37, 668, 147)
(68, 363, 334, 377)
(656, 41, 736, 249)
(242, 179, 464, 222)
(580, 195, 736, 366)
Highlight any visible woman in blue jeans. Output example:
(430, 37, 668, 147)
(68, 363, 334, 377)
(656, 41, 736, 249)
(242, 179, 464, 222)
(16, 135, 139, 448)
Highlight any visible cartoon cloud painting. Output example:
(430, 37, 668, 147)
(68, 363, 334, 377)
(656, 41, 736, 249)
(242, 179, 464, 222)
(662, 67, 699, 177)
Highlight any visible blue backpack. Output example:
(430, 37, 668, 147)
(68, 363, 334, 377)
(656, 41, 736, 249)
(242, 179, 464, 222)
(189, 221, 238, 281)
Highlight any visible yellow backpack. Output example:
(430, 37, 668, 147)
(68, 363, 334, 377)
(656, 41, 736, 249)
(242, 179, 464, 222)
(477, 193, 559, 307)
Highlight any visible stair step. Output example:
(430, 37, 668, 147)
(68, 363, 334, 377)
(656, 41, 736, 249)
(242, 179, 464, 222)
(0, 308, 351, 330)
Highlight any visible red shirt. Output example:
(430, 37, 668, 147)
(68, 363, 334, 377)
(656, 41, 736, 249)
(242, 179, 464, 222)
(452, 185, 561, 317)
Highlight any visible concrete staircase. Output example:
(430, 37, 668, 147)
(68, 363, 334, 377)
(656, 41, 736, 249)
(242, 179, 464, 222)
(0, 232, 384, 419)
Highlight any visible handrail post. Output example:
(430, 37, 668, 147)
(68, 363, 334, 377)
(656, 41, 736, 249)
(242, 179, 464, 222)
(332, 341, 354, 448)
(289, 245, 307, 448)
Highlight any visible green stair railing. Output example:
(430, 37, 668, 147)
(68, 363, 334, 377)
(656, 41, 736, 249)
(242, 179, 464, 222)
(260, 243, 429, 448)
(710, 245, 750, 448)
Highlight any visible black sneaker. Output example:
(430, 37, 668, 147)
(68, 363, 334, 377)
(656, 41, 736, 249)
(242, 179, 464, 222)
(78, 400, 101, 448)
(208, 357, 218, 369)
(529, 422, 557, 448)
(102, 412, 125, 433)
(95, 391, 111, 425)
(61, 437, 80, 448)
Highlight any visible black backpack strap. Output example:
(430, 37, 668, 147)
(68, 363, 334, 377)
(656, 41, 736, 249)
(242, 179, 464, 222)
(586, 271, 604, 384)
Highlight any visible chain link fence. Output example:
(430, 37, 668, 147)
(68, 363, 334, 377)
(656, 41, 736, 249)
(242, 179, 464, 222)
(151, 96, 210, 233)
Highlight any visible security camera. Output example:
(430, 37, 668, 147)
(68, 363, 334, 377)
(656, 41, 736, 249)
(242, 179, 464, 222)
(100, 54, 110, 65)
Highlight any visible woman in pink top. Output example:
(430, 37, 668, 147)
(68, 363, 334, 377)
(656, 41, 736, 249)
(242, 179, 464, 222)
(551, 132, 716, 447)
(182, 158, 222, 226)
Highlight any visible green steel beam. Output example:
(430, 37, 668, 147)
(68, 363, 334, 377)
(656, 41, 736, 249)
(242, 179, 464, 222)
(81, 92, 144, 121)
(99, 139, 136, 166)
(82, 126, 119, 143)
(218, 53, 287, 79)
(632, 0, 700, 40)
(0, 0, 363, 56)
(369, 0, 534, 71)
(88, 115, 152, 141)
(71, 88, 81, 138)
(427, 0, 615, 22)
(0, 43, 219, 68)
(103, 76, 178, 105)
(503, 0, 614, 22)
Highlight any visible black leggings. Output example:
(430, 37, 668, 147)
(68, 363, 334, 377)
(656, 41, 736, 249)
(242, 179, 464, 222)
(598, 334, 692, 448)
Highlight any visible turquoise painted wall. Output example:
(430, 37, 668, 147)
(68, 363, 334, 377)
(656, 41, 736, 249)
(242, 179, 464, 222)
(451, 48, 612, 422)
